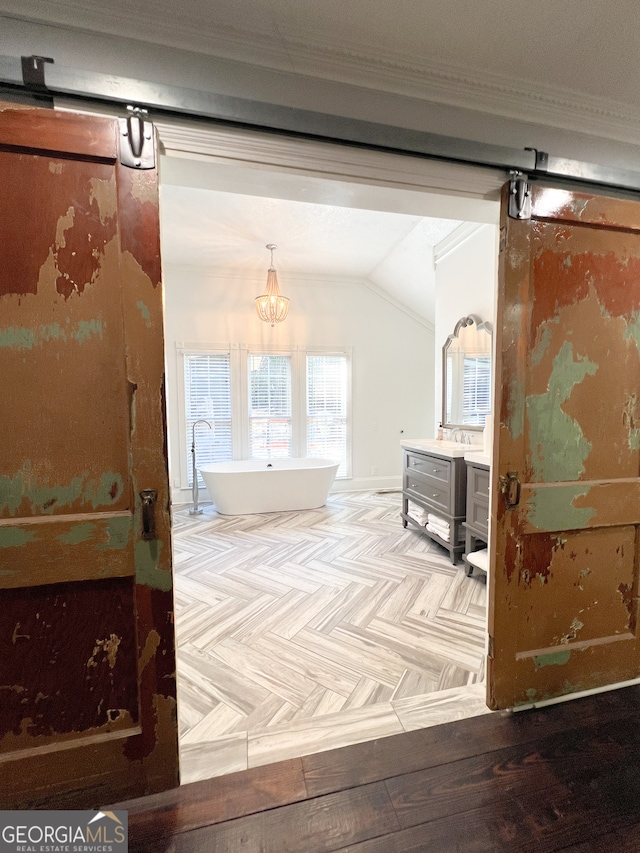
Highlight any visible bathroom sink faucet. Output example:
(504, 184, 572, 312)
(451, 428, 464, 443)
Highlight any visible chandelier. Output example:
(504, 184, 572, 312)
(255, 243, 290, 326)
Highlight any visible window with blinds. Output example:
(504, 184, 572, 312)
(463, 354, 491, 425)
(248, 354, 292, 458)
(184, 353, 232, 485)
(307, 354, 348, 477)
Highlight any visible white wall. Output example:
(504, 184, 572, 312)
(434, 224, 498, 437)
(163, 265, 434, 503)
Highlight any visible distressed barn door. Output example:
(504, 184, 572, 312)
(0, 105, 178, 806)
(488, 181, 640, 709)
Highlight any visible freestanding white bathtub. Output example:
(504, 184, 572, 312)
(199, 458, 340, 515)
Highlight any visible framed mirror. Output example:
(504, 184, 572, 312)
(443, 314, 493, 430)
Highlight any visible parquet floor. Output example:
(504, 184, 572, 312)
(172, 490, 489, 783)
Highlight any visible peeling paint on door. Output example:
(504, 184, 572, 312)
(527, 485, 596, 532)
(136, 300, 152, 328)
(622, 393, 640, 450)
(534, 650, 572, 669)
(624, 312, 640, 352)
(490, 184, 640, 710)
(560, 617, 585, 644)
(527, 341, 598, 482)
(0, 465, 125, 516)
(134, 539, 171, 591)
(87, 633, 121, 670)
(96, 516, 131, 551)
(0, 528, 35, 548)
(0, 107, 177, 807)
(0, 320, 105, 349)
(89, 175, 117, 224)
(57, 523, 95, 545)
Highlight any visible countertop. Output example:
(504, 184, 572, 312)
(463, 449, 491, 467)
(401, 439, 492, 464)
(400, 438, 469, 459)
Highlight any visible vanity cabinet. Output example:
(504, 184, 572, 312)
(463, 457, 490, 577)
(401, 447, 467, 564)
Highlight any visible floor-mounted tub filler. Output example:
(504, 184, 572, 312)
(198, 458, 339, 515)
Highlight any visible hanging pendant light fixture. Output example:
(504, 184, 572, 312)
(255, 243, 290, 326)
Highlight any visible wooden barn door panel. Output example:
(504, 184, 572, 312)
(489, 184, 640, 709)
(0, 105, 178, 806)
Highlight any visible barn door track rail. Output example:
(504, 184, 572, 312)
(3, 54, 640, 195)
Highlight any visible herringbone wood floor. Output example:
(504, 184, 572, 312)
(173, 490, 489, 783)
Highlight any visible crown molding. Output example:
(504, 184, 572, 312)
(264, 37, 640, 146)
(163, 265, 435, 331)
(195, 24, 640, 146)
(106, 9, 640, 147)
(165, 267, 370, 285)
(7, 8, 640, 146)
(358, 278, 434, 333)
(434, 223, 487, 267)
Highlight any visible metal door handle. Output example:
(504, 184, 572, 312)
(140, 489, 158, 540)
(499, 471, 521, 508)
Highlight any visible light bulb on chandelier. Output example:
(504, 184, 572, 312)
(255, 243, 290, 326)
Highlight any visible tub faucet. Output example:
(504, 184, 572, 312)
(190, 419, 212, 515)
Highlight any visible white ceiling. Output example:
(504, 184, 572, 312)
(160, 182, 464, 323)
(9, 0, 636, 321)
(157, 150, 497, 325)
(160, 187, 461, 276)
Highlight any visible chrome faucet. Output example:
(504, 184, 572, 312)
(189, 419, 212, 515)
(450, 428, 464, 443)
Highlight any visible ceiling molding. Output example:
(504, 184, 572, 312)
(8, 8, 640, 145)
(357, 279, 434, 333)
(162, 267, 374, 284)
(162, 264, 435, 331)
(264, 38, 640, 146)
(201, 26, 640, 145)
(434, 223, 487, 267)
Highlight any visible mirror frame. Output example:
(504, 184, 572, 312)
(442, 314, 493, 431)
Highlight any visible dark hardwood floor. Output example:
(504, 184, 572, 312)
(115, 684, 640, 852)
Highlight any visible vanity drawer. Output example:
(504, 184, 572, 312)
(405, 452, 451, 484)
(404, 471, 450, 514)
(467, 497, 490, 537)
(469, 466, 490, 500)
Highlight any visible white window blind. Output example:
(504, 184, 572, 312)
(184, 353, 232, 484)
(463, 354, 491, 425)
(248, 354, 292, 458)
(306, 354, 348, 477)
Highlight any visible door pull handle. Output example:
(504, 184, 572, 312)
(499, 471, 521, 509)
(140, 488, 158, 540)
